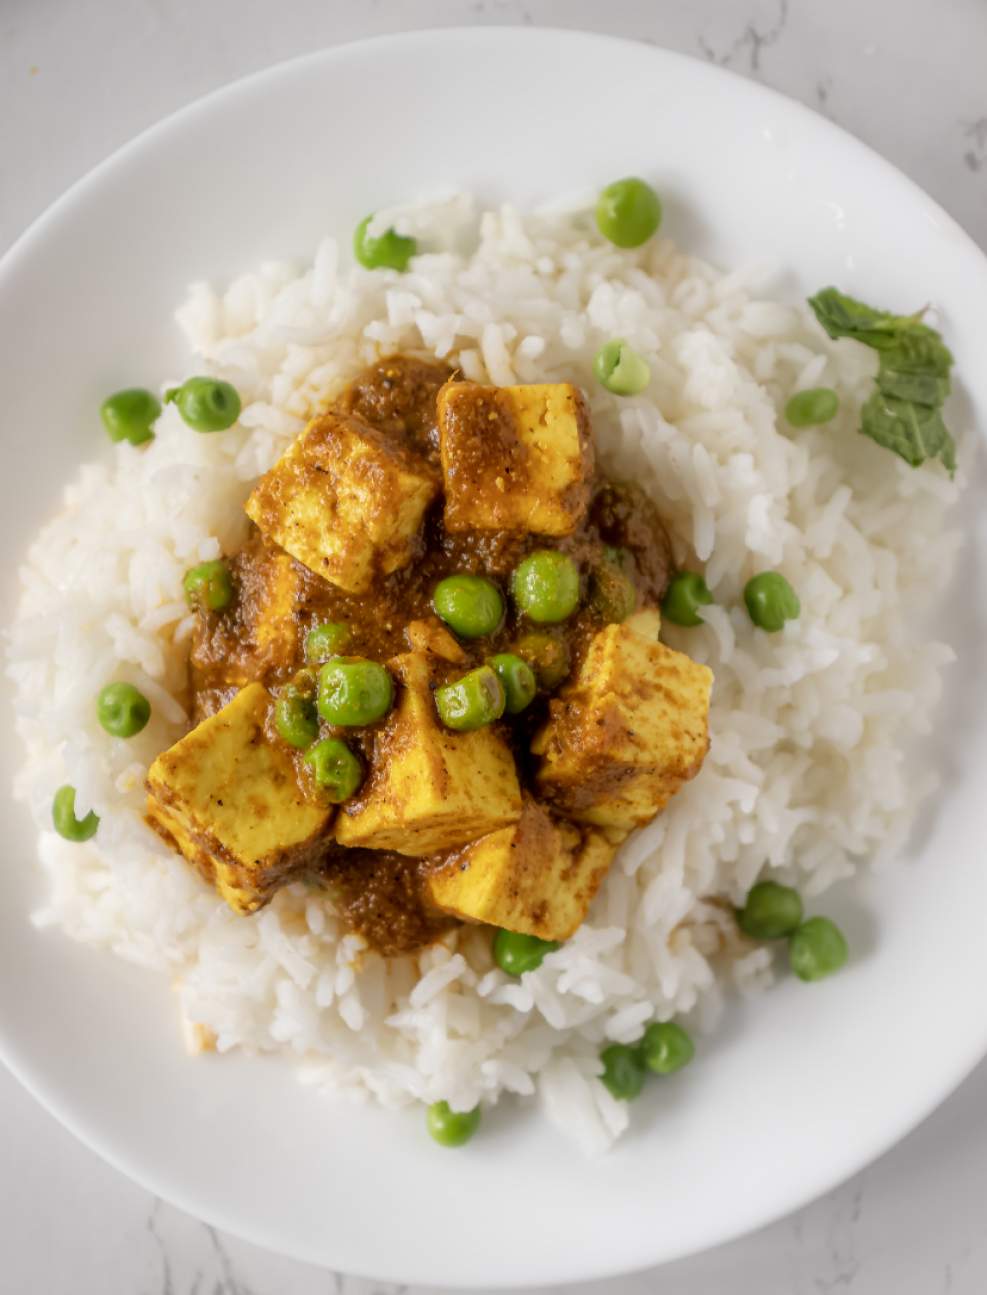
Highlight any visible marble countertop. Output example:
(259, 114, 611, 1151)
(2, 1, 985, 1291)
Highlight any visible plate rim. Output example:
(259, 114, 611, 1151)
(2, 25, 987, 1288)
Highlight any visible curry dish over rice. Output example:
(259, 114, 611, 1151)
(145, 356, 713, 956)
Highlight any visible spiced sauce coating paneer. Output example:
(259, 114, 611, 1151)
(153, 353, 708, 956)
(335, 651, 522, 856)
(146, 684, 332, 914)
(532, 612, 713, 833)
(427, 796, 618, 941)
(438, 382, 594, 535)
(244, 408, 438, 594)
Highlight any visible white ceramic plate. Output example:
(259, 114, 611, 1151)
(1, 28, 985, 1288)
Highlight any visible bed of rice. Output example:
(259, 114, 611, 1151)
(5, 193, 966, 1153)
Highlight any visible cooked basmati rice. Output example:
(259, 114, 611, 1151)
(5, 193, 966, 1153)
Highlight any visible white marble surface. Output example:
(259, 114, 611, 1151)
(1, 1, 985, 1291)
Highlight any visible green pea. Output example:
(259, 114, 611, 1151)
(589, 554, 638, 623)
(166, 376, 241, 432)
(596, 177, 662, 248)
(661, 572, 713, 627)
(514, 632, 571, 690)
(487, 653, 537, 715)
(183, 560, 234, 612)
(305, 621, 350, 664)
(52, 785, 99, 843)
(511, 550, 580, 624)
(593, 339, 651, 396)
(433, 575, 504, 639)
(100, 388, 160, 446)
(353, 214, 417, 272)
(426, 1100, 481, 1148)
(785, 387, 839, 428)
(639, 1021, 695, 1075)
(789, 917, 848, 982)
(492, 928, 560, 975)
(96, 682, 151, 738)
(274, 689, 318, 750)
(317, 658, 394, 727)
(599, 1043, 647, 1101)
(744, 571, 801, 633)
(737, 880, 803, 940)
(434, 665, 505, 732)
(304, 738, 363, 802)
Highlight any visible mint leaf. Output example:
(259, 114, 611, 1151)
(807, 287, 927, 344)
(877, 333, 952, 406)
(878, 328, 952, 378)
(860, 392, 956, 471)
(876, 365, 949, 407)
(807, 287, 957, 474)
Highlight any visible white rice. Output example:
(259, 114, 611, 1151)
(5, 193, 967, 1154)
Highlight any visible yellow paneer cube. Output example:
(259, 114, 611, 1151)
(427, 797, 618, 941)
(438, 381, 593, 535)
(531, 621, 713, 833)
(334, 652, 522, 856)
(244, 409, 437, 594)
(146, 683, 332, 914)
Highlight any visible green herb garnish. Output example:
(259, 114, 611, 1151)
(807, 287, 956, 474)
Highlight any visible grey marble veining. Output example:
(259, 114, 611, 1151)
(1, 1, 985, 1292)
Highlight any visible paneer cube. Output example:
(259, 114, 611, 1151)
(244, 409, 437, 594)
(427, 797, 617, 941)
(334, 652, 522, 855)
(438, 381, 593, 535)
(531, 621, 713, 833)
(146, 683, 332, 914)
